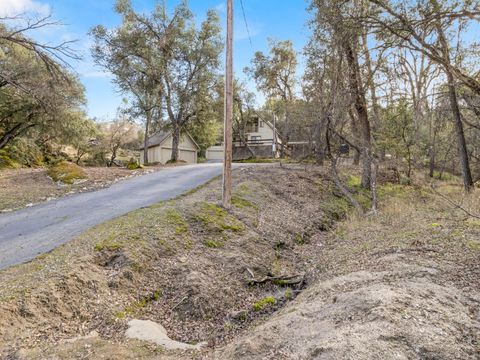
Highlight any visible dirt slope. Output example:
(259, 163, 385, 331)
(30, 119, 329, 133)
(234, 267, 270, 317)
(1, 167, 479, 360)
(216, 181, 480, 359)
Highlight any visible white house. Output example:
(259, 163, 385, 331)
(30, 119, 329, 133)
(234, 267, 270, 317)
(205, 117, 283, 161)
(235, 116, 281, 146)
(139, 131, 199, 165)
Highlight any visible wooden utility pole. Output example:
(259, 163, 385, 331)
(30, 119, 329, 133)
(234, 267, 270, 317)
(222, 0, 233, 208)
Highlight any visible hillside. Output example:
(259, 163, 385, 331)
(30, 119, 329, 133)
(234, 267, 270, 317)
(0, 165, 478, 359)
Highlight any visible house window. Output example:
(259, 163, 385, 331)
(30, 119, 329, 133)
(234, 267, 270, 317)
(259, 120, 264, 128)
(251, 136, 262, 143)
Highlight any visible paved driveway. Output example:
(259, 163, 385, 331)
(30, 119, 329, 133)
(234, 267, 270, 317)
(0, 163, 233, 270)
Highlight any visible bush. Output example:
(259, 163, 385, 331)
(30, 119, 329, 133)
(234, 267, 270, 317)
(126, 158, 142, 170)
(0, 138, 44, 168)
(47, 161, 87, 184)
(0, 150, 20, 169)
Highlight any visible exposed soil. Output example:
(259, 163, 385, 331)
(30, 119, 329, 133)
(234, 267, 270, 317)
(0, 166, 478, 360)
(0, 165, 164, 212)
(215, 180, 480, 359)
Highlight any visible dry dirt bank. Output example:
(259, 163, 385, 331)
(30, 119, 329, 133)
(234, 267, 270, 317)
(0, 165, 342, 359)
(216, 180, 480, 359)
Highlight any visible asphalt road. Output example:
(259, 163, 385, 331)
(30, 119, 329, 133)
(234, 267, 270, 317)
(0, 163, 234, 270)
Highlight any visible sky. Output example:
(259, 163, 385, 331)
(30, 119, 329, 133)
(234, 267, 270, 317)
(0, 0, 311, 120)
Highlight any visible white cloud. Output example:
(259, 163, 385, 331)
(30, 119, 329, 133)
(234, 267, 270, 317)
(0, 0, 50, 17)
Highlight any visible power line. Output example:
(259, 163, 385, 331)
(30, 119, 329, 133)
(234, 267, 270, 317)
(240, 0, 254, 52)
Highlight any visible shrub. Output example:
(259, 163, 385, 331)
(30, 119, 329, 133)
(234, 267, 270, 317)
(47, 161, 87, 184)
(0, 150, 20, 169)
(126, 158, 143, 170)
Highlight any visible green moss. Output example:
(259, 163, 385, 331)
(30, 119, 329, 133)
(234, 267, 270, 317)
(204, 239, 223, 248)
(467, 240, 480, 250)
(116, 290, 162, 318)
(164, 209, 188, 235)
(294, 234, 305, 245)
(127, 162, 143, 170)
(232, 195, 257, 209)
(465, 219, 480, 228)
(252, 296, 276, 311)
(346, 175, 361, 188)
(94, 241, 123, 252)
(194, 202, 244, 233)
(285, 288, 293, 299)
(47, 161, 87, 184)
(322, 196, 350, 222)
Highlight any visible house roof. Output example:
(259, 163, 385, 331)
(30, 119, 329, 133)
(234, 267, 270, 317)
(139, 131, 200, 150)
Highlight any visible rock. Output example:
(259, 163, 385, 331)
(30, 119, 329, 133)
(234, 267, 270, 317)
(64, 330, 99, 344)
(229, 310, 248, 321)
(125, 319, 206, 350)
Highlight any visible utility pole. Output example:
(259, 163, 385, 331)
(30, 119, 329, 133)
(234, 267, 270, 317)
(222, 0, 233, 208)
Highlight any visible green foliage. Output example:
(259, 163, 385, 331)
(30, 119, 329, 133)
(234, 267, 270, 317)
(47, 161, 87, 184)
(92, 1, 223, 162)
(115, 289, 162, 319)
(0, 150, 20, 169)
(252, 296, 276, 311)
(0, 30, 88, 159)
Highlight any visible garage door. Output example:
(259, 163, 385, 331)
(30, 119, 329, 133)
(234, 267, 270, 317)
(160, 147, 197, 164)
(179, 149, 196, 163)
(206, 146, 224, 160)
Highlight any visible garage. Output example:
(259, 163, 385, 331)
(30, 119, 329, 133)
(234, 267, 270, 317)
(206, 145, 224, 161)
(139, 131, 199, 165)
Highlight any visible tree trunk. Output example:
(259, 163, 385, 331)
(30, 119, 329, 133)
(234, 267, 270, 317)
(445, 68, 474, 191)
(353, 148, 361, 165)
(143, 113, 151, 165)
(344, 40, 372, 189)
(171, 123, 180, 162)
